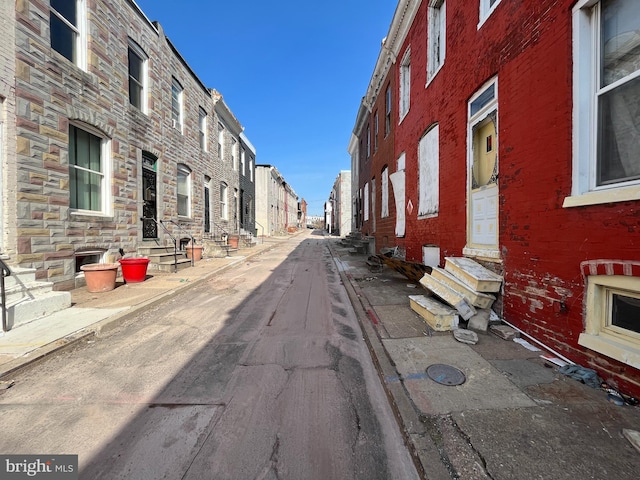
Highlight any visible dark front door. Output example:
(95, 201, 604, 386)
(142, 160, 157, 239)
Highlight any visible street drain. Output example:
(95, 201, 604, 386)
(426, 364, 466, 386)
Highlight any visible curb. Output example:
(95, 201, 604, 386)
(0, 244, 278, 380)
(328, 241, 451, 480)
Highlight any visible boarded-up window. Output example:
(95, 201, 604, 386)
(364, 182, 370, 221)
(381, 167, 389, 218)
(418, 125, 439, 216)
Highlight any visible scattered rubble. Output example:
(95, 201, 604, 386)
(623, 430, 640, 454)
(453, 329, 479, 345)
(490, 324, 518, 340)
(467, 308, 491, 334)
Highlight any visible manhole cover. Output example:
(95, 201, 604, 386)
(426, 364, 466, 386)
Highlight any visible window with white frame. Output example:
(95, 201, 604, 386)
(385, 85, 392, 136)
(199, 108, 207, 151)
(579, 274, 640, 368)
(50, 0, 86, 69)
(177, 164, 191, 217)
(399, 48, 411, 120)
(128, 40, 147, 113)
(418, 124, 440, 217)
(374, 111, 379, 153)
(381, 166, 389, 218)
(364, 182, 370, 221)
(567, 0, 640, 208)
(220, 182, 228, 220)
(479, 0, 502, 27)
(218, 123, 225, 158)
(249, 158, 254, 182)
(231, 138, 238, 170)
(240, 147, 246, 176)
(69, 124, 110, 214)
(171, 78, 183, 132)
(427, 1, 446, 82)
(366, 124, 371, 159)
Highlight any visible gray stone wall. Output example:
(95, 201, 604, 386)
(12, 0, 226, 288)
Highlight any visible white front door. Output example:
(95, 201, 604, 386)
(467, 79, 499, 253)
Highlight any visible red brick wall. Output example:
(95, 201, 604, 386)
(391, 0, 640, 395)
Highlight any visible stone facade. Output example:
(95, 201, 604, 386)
(8, 0, 255, 289)
(255, 165, 298, 236)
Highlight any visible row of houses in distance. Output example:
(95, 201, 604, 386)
(0, 0, 303, 328)
(347, 0, 640, 397)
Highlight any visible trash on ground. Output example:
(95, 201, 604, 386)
(513, 337, 541, 351)
(602, 382, 639, 407)
(558, 364, 603, 389)
(623, 429, 640, 454)
(0, 379, 15, 391)
(406, 284, 417, 288)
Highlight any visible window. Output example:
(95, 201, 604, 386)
(199, 108, 207, 151)
(218, 123, 225, 158)
(374, 111, 379, 153)
(241, 147, 246, 176)
(231, 138, 238, 170)
(50, 0, 86, 68)
(399, 48, 411, 120)
(366, 124, 371, 158)
(128, 41, 147, 113)
(249, 158, 254, 182)
(427, 1, 446, 82)
(364, 182, 370, 221)
(69, 124, 110, 213)
(177, 164, 191, 217)
(220, 182, 228, 220)
(567, 0, 640, 207)
(171, 78, 183, 132)
(418, 124, 440, 217)
(381, 166, 389, 218)
(385, 85, 392, 136)
(479, 0, 501, 27)
(579, 273, 640, 367)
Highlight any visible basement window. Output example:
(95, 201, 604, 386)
(75, 250, 106, 273)
(579, 274, 640, 368)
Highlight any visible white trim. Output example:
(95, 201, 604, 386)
(426, 0, 446, 85)
(579, 274, 640, 368)
(478, 0, 502, 29)
(399, 47, 411, 122)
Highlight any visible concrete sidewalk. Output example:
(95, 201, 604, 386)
(0, 236, 285, 378)
(329, 239, 640, 480)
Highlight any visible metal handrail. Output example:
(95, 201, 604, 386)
(253, 220, 265, 244)
(212, 222, 229, 242)
(1, 257, 12, 332)
(165, 220, 196, 267)
(141, 217, 178, 273)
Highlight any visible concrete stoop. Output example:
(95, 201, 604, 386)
(136, 244, 192, 272)
(411, 257, 503, 333)
(3, 267, 71, 331)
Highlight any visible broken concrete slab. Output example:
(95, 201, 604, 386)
(419, 274, 476, 320)
(431, 267, 496, 309)
(453, 329, 478, 345)
(490, 324, 519, 340)
(623, 429, 640, 455)
(467, 308, 491, 334)
(409, 295, 459, 332)
(444, 257, 503, 293)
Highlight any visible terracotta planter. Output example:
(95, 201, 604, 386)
(228, 235, 239, 249)
(185, 245, 204, 261)
(119, 257, 150, 283)
(81, 263, 119, 293)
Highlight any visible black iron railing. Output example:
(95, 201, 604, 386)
(164, 220, 196, 267)
(140, 217, 179, 273)
(1, 257, 12, 332)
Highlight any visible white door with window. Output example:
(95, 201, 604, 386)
(467, 80, 499, 255)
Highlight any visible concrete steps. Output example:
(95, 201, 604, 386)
(412, 257, 503, 332)
(2, 266, 71, 331)
(136, 245, 192, 272)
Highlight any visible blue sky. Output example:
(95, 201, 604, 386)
(133, 0, 397, 216)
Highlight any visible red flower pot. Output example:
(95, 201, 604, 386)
(119, 257, 150, 283)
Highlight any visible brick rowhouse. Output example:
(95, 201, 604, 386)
(353, 0, 640, 397)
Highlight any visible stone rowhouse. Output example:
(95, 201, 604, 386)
(350, 0, 640, 396)
(255, 165, 299, 236)
(328, 171, 352, 237)
(6, 0, 255, 290)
